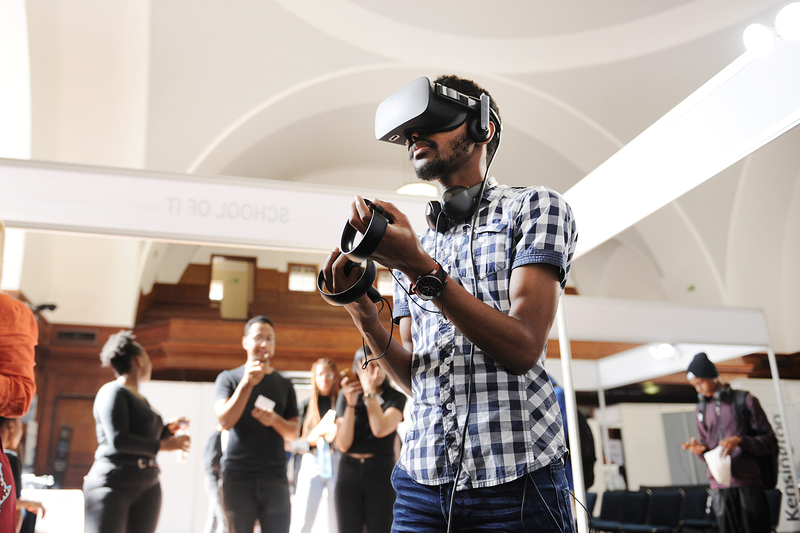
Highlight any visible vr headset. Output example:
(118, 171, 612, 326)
(375, 77, 499, 145)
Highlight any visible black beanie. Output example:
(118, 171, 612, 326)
(686, 352, 718, 380)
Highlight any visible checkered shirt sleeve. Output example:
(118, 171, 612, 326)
(392, 179, 578, 490)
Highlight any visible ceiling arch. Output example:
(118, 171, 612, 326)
(188, 65, 622, 189)
(273, 0, 779, 73)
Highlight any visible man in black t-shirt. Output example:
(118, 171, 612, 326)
(215, 316, 299, 533)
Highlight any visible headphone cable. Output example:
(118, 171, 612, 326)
(445, 152, 493, 533)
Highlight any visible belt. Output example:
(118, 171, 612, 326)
(110, 457, 158, 469)
(136, 458, 158, 469)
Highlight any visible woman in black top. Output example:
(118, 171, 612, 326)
(335, 348, 406, 533)
(83, 330, 191, 533)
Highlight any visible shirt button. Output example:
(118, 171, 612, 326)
(446, 402, 454, 411)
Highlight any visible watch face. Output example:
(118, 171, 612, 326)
(416, 275, 442, 300)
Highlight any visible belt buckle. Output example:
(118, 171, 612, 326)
(137, 458, 155, 469)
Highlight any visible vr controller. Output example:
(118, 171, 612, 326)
(316, 200, 390, 306)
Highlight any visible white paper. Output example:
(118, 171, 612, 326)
(704, 446, 732, 486)
(255, 395, 275, 412)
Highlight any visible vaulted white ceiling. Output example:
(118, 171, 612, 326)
(6, 0, 800, 354)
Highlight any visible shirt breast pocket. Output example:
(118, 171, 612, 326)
(472, 221, 509, 281)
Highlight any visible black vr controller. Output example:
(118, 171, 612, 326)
(317, 200, 390, 306)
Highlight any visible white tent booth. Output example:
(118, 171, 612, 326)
(546, 296, 800, 533)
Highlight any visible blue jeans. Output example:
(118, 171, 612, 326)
(391, 460, 575, 533)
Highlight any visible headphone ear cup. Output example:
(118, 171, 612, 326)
(467, 116, 491, 143)
(441, 186, 474, 220)
(426, 201, 445, 232)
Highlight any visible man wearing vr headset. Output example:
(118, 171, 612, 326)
(322, 75, 577, 532)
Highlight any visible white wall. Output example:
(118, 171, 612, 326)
(140, 381, 220, 533)
(618, 404, 674, 490)
(20, 232, 142, 327)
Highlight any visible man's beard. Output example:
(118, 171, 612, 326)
(410, 130, 471, 181)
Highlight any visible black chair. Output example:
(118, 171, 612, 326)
(618, 491, 651, 529)
(586, 492, 598, 515)
(592, 491, 650, 532)
(620, 489, 683, 533)
(766, 489, 782, 533)
(590, 491, 625, 532)
(680, 488, 716, 533)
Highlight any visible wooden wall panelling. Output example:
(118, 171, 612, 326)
(48, 395, 97, 488)
(33, 323, 120, 487)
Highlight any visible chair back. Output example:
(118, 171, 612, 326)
(586, 492, 598, 515)
(619, 490, 649, 525)
(645, 489, 683, 528)
(598, 491, 624, 520)
(681, 489, 711, 520)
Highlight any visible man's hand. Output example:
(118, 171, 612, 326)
(347, 196, 435, 280)
(681, 437, 707, 455)
(18, 499, 46, 517)
(719, 435, 742, 457)
(252, 407, 279, 427)
(242, 359, 266, 387)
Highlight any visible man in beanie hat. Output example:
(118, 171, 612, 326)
(681, 352, 777, 533)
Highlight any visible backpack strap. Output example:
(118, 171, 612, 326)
(732, 389, 752, 431)
(697, 396, 709, 430)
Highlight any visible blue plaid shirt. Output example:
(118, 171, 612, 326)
(392, 178, 578, 490)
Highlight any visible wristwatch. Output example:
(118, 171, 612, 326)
(363, 393, 376, 399)
(410, 262, 448, 301)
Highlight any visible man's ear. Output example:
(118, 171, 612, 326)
(241, 336, 248, 351)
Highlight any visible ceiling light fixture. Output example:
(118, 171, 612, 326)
(648, 343, 676, 360)
(396, 182, 439, 197)
(776, 2, 800, 40)
(642, 381, 661, 395)
(743, 23, 776, 58)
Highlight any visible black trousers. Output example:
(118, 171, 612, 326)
(711, 486, 771, 533)
(335, 454, 396, 533)
(83, 459, 162, 533)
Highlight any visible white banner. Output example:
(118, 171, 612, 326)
(0, 158, 429, 251)
(763, 406, 800, 532)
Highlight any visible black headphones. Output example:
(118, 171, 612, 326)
(697, 383, 732, 403)
(425, 182, 485, 233)
(423, 93, 501, 233)
(466, 93, 500, 143)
